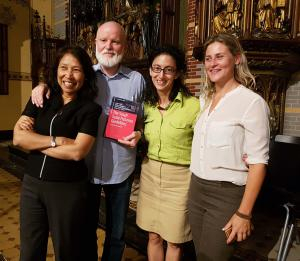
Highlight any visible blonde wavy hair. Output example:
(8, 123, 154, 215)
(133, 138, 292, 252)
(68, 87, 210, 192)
(202, 33, 255, 101)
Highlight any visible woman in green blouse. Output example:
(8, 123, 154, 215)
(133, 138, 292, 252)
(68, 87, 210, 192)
(136, 45, 200, 261)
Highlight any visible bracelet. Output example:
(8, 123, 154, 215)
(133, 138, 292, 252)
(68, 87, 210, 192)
(235, 210, 252, 220)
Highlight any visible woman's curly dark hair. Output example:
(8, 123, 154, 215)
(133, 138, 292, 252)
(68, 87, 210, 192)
(144, 45, 192, 106)
(48, 46, 97, 104)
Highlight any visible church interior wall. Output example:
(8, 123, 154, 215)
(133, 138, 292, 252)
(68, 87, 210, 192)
(0, 0, 30, 131)
(0, 0, 52, 132)
(1, 0, 299, 138)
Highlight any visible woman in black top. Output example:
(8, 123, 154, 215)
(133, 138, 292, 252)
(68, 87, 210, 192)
(13, 46, 101, 261)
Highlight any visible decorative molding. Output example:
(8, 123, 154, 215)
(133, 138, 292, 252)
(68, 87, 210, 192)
(8, 72, 31, 81)
(0, 4, 16, 26)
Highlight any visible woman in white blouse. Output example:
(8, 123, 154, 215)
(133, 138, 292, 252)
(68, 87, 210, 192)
(189, 33, 270, 261)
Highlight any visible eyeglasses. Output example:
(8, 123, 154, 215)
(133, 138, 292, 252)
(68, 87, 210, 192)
(151, 65, 177, 75)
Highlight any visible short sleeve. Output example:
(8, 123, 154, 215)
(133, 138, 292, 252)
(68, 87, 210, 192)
(79, 102, 102, 137)
(22, 97, 38, 118)
(242, 97, 270, 165)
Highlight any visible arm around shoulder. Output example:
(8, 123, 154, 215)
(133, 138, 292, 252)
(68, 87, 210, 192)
(31, 83, 50, 107)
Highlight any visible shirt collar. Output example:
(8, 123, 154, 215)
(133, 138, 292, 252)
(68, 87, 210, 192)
(93, 63, 130, 79)
(174, 91, 184, 107)
(155, 91, 184, 111)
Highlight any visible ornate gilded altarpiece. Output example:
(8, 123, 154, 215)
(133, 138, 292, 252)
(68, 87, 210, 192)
(193, 0, 300, 137)
(100, 0, 180, 72)
(31, 0, 180, 88)
(70, 0, 179, 73)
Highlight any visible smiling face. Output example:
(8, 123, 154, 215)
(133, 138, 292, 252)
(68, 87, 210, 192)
(204, 41, 240, 87)
(95, 21, 125, 69)
(57, 53, 85, 98)
(149, 54, 178, 96)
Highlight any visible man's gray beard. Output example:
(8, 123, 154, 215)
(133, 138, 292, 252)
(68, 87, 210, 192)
(96, 50, 123, 68)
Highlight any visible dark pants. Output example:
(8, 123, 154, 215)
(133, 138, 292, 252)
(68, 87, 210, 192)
(188, 174, 245, 261)
(20, 174, 88, 261)
(87, 174, 134, 261)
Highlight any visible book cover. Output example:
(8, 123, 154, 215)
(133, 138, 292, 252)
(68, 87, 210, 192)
(104, 97, 140, 140)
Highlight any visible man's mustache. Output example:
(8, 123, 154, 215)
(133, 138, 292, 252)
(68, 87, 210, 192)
(101, 51, 116, 55)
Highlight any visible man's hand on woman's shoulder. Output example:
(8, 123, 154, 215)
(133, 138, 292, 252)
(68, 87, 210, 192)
(31, 83, 50, 108)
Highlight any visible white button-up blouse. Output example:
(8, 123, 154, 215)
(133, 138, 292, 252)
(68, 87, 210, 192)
(190, 85, 270, 185)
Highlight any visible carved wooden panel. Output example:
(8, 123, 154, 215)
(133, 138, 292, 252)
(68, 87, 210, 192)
(193, 0, 300, 136)
(252, 0, 294, 39)
(212, 0, 245, 36)
(68, 0, 103, 45)
(194, 0, 300, 45)
(160, 0, 180, 46)
(102, 0, 179, 62)
(253, 74, 288, 137)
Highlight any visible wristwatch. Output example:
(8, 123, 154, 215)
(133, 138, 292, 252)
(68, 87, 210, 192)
(50, 136, 56, 148)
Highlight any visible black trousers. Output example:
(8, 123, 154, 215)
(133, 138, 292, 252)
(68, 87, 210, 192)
(20, 174, 89, 261)
(188, 174, 245, 261)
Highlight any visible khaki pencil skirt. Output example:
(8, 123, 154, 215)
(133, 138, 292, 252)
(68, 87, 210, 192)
(136, 158, 192, 243)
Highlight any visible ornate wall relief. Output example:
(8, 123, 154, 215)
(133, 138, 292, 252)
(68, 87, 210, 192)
(193, 0, 300, 136)
(103, 0, 162, 60)
(252, 0, 291, 39)
(67, 0, 179, 67)
(213, 0, 243, 36)
(252, 74, 288, 137)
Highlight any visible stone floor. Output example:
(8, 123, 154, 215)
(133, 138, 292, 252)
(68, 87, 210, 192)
(0, 141, 146, 261)
(1, 140, 300, 261)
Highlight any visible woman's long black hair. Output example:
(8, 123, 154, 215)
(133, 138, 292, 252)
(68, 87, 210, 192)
(48, 45, 97, 104)
(144, 45, 191, 106)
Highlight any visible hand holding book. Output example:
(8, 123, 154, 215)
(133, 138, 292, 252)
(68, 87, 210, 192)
(118, 130, 142, 148)
(104, 97, 140, 142)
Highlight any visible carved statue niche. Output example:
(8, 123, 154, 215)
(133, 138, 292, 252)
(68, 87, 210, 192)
(212, 0, 242, 36)
(256, 0, 275, 31)
(253, 0, 290, 38)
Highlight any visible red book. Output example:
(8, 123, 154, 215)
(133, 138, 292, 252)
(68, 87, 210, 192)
(104, 97, 140, 140)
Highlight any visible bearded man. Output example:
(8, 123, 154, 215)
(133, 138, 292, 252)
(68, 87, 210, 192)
(31, 21, 145, 261)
